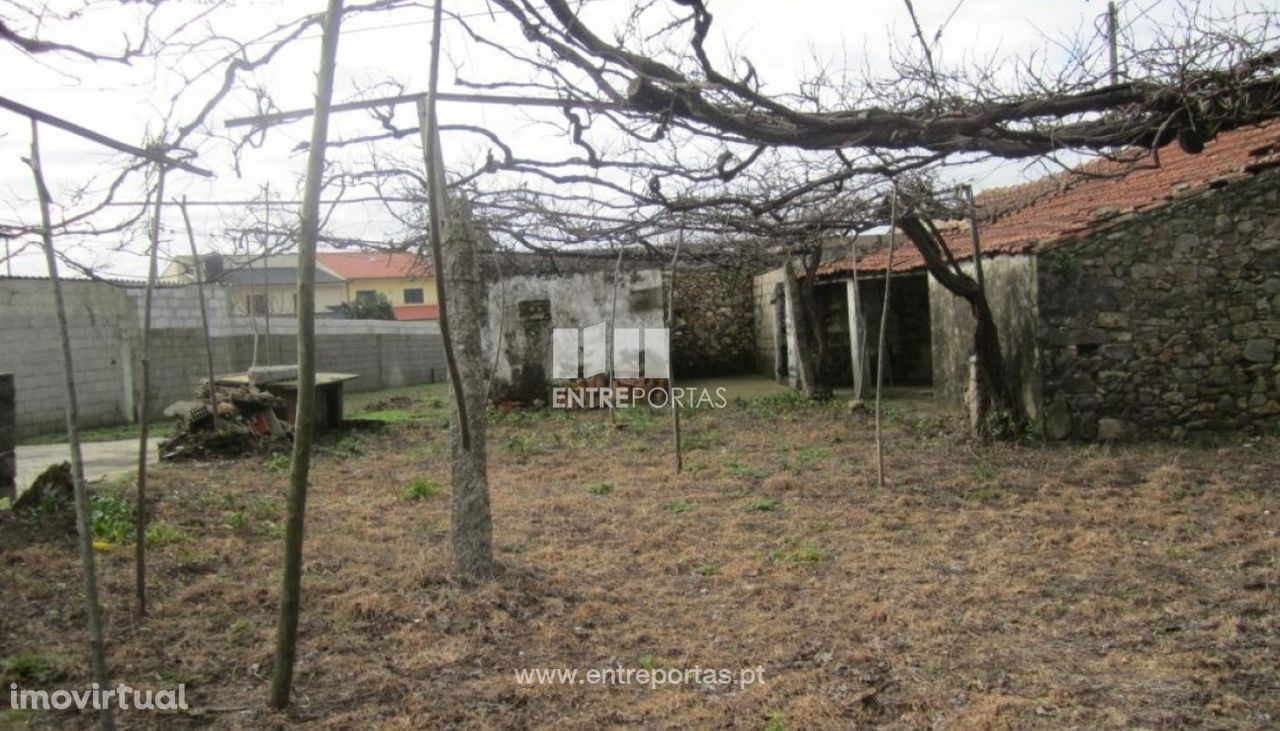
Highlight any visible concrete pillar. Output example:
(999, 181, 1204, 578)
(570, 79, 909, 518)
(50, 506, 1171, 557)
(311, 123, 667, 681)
(782, 280, 800, 390)
(0, 373, 14, 502)
(846, 279, 867, 400)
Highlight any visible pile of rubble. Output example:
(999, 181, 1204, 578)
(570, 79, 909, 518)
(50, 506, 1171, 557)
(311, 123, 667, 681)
(159, 377, 291, 461)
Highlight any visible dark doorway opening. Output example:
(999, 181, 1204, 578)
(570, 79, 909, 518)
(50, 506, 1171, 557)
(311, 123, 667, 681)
(857, 272, 933, 387)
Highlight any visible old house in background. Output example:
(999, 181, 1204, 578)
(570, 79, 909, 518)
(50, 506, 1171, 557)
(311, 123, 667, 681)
(756, 122, 1280, 439)
(164, 254, 348, 316)
(316, 251, 438, 320)
(164, 251, 439, 321)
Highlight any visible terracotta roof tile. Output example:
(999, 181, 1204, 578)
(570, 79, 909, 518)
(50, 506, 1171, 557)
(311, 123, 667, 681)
(818, 121, 1280, 276)
(317, 251, 432, 279)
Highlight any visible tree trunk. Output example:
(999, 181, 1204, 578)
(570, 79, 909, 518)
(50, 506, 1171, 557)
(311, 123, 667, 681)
(782, 260, 817, 397)
(419, 0, 493, 580)
(795, 246, 833, 400)
(27, 120, 116, 731)
(896, 213, 1023, 437)
(270, 0, 343, 710)
(135, 164, 166, 618)
(443, 205, 495, 579)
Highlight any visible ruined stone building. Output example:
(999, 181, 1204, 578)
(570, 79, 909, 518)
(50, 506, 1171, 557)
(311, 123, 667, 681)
(483, 251, 758, 402)
(755, 122, 1280, 439)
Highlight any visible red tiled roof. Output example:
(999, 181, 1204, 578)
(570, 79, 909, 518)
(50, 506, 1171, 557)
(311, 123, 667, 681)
(317, 251, 433, 280)
(818, 121, 1280, 276)
(393, 304, 440, 321)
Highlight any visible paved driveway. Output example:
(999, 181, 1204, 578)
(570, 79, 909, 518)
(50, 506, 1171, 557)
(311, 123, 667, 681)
(15, 438, 162, 492)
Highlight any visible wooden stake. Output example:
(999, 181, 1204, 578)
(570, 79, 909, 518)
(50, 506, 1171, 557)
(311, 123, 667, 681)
(607, 248, 623, 423)
(417, 0, 470, 451)
(27, 119, 117, 731)
(667, 228, 684, 475)
(875, 186, 898, 489)
(134, 162, 166, 618)
(270, 0, 344, 709)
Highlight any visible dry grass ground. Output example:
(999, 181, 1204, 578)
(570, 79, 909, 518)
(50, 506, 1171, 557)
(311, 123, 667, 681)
(1, 383, 1277, 730)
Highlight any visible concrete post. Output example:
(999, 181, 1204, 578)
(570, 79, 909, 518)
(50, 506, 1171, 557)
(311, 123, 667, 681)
(0, 373, 15, 501)
(782, 279, 800, 390)
(847, 279, 867, 400)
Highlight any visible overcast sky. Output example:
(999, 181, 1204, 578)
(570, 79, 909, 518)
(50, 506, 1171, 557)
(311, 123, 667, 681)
(0, 0, 1258, 278)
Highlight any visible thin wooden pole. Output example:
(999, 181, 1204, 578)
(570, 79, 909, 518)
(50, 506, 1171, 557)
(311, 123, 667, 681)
(2, 96, 212, 176)
(875, 186, 898, 489)
(27, 119, 117, 731)
(178, 198, 220, 420)
(134, 163, 166, 618)
(849, 231, 865, 400)
(417, 0, 470, 451)
(667, 228, 684, 475)
(270, 0, 343, 709)
(607, 248, 623, 423)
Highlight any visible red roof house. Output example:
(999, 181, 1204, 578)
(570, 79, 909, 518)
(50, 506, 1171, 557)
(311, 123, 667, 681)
(316, 250, 438, 319)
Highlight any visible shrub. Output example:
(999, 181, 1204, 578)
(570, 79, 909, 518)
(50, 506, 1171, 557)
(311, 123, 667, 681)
(1, 651, 68, 685)
(403, 479, 444, 501)
(266, 452, 290, 472)
(90, 493, 133, 542)
(771, 540, 828, 565)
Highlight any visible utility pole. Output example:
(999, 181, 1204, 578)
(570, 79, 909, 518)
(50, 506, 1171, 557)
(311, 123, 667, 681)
(960, 184, 985, 293)
(1107, 1, 1120, 85)
(262, 183, 272, 365)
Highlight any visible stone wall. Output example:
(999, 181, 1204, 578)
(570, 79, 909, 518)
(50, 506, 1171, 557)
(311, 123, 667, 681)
(1037, 168, 1280, 439)
(0, 278, 446, 438)
(670, 269, 757, 378)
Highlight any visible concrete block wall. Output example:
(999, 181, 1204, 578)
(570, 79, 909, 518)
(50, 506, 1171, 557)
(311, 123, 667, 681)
(1, 279, 138, 436)
(0, 278, 446, 438)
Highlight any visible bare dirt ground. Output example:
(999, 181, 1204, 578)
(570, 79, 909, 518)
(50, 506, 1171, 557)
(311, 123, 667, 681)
(1, 383, 1277, 730)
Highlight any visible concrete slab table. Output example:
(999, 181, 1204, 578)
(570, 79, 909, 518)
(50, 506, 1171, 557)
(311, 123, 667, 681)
(214, 372, 359, 432)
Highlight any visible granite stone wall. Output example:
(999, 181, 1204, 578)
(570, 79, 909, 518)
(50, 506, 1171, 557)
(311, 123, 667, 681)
(1037, 168, 1280, 440)
(670, 269, 757, 378)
